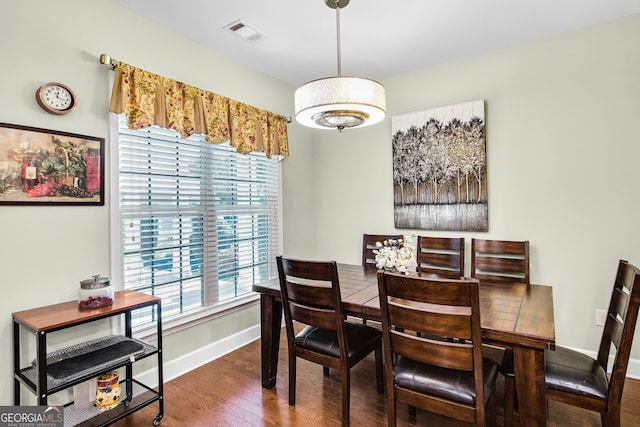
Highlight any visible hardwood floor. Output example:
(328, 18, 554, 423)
(112, 330, 640, 426)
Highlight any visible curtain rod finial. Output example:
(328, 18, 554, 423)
(99, 54, 117, 70)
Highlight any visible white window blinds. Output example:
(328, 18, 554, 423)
(116, 114, 281, 326)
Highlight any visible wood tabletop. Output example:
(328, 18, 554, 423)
(12, 290, 160, 332)
(254, 263, 555, 350)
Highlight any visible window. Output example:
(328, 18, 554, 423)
(112, 114, 281, 328)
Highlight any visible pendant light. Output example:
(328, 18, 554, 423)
(294, 0, 386, 131)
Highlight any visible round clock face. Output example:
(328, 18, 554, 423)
(36, 82, 76, 114)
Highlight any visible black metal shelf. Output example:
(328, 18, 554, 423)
(63, 381, 160, 427)
(12, 291, 164, 427)
(17, 335, 157, 395)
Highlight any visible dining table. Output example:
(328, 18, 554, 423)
(252, 263, 555, 427)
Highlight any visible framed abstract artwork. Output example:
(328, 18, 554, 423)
(0, 122, 104, 205)
(391, 100, 487, 231)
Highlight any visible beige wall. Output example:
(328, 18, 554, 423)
(0, 0, 313, 405)
(307, 14, 640, 364)
(2, 0, 639, 406)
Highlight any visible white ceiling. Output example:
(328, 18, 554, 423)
(110, 0, 640, 87)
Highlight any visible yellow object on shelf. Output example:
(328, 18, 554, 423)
(96, 371, 121, 411)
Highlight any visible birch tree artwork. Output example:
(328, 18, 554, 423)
(391, 100, 487, 231)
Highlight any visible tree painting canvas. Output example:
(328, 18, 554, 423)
(391, 100, 487, 231)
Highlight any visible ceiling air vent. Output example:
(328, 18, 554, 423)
(223, 20, 264, 43)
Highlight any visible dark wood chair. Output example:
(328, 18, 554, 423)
(470, 238, 529, 426)
(503, 259, 640, 427)
(377, 271, 499, 427)
(362, 233, 403, 268)
(416, 236, 465, 278)
(276, 256, 384, 427)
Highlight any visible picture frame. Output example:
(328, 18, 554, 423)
(0, 122, 104, 205)
(391, 100, 487, 231)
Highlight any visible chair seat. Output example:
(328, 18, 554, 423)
(295, 322, 382, 360)
(394, 355, 499, 406)
(501, 346, 609, 397)
(545, 346, 609, 400)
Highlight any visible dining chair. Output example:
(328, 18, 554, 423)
(503, 259, 640, 427)
(362, 233, 403, 268)
(470, 238, 530, 426)
(276, 256, 384, 427)
(416, 236, 465, 278)
(377, 270, 499, 427)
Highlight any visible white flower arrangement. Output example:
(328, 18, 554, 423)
(373, 234, 417, 274)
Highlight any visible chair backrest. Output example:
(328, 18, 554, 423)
(362, 233, 403, 267)
(598, 259, 640, 405)
(416, 236, 465, 278)
(470, 238, 530, 284)
(276, 256, 346, 354)
(377, 271, 487, 420)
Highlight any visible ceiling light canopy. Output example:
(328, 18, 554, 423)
(294, 0, 386, 131)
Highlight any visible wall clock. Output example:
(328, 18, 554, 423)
(35, 82, 77, 115)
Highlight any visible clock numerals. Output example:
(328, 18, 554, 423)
(44, 87, 72, 109)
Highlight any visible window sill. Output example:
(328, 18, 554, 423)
(130, 292, 260, 342)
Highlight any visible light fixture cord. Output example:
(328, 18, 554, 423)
(335, 0, 342, 76)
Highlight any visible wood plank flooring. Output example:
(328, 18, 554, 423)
(112, 329, 640, 426)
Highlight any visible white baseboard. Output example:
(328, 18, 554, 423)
(627, 357, 640, 379)
(134, 324, 261, 388)
(133, 333, 640, 388)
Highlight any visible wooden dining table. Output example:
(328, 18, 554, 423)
(252, 264, 555, 427)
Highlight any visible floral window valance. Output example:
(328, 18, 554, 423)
(108, 62, 289, 158)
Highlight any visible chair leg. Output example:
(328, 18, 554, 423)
(487, 386, 497, 427)
(289, 353, 297, 405)
(375, 345, 384, 394)
(603, 411, 620, 427)
(503, 375, 514, 427)
(387, 386, 397, 427)
(341, 368, 351, 426)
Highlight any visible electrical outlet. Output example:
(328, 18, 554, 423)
(595, 309, 607, 326)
